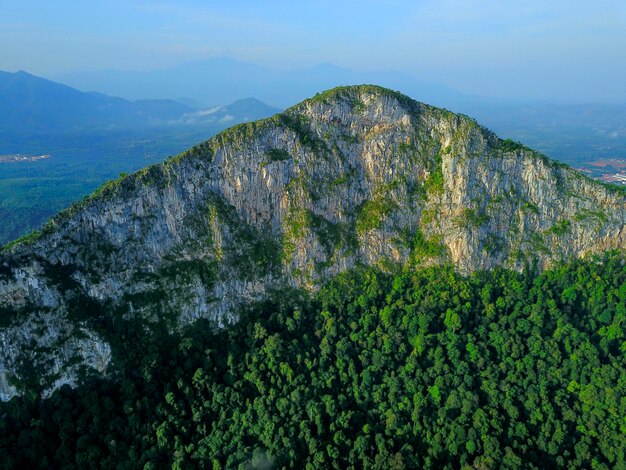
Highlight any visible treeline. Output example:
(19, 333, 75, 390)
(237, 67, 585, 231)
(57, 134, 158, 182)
(2, 254, 626, 469)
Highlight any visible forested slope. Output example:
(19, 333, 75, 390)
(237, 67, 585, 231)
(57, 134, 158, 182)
(2, 254, 625, 469)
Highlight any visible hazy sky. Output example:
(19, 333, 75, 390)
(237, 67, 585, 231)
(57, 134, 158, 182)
(2, 0, 626, 102)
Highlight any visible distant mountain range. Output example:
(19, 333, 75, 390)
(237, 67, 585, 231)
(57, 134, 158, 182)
(7, 64, 626, 163)
(0, 70, 280, 142)
(53, 57, 475, 109)
(0, 71, 190, 136)
(49, 59, 626, 164)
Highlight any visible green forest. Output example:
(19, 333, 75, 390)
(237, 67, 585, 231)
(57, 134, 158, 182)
(1, 253, 626, 469)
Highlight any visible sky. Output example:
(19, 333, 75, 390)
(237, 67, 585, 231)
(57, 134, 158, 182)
(2, 0, 626, 103)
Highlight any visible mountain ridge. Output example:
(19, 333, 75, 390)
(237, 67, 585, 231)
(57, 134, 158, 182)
(1, 84, 625, 400)
(0, 70, 194, 136)
(0, 70, 281, 139)
(53, 58, 474, 108)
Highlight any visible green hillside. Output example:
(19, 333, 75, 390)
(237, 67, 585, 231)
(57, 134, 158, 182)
(2, 254, 625, 469)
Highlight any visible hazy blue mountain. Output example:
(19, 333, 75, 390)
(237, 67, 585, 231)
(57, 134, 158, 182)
(54, 57, 474, 109)
(0, 70, 195, 137)
(0, 70, 281, 152)
(222, 97, 281, 120)
(0, 70, 281, 137)
(54, 58, 274, 105)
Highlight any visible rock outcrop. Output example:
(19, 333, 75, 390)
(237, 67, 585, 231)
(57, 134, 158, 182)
(1, 85, 625, 400)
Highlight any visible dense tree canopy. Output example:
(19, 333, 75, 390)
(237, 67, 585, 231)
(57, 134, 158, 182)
(2, 253, 626, 469)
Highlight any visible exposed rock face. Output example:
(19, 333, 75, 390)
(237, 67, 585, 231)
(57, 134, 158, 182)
(1, 85, 625, 399)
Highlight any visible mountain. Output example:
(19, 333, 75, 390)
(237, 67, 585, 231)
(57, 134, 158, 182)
(0, 70, 281, 141)
(0, 70, 194, 137)
(1, 85, 625, 400)
(55, 57, 474, 109)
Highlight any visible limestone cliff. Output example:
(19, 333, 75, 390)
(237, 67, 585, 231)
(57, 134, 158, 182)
(1, 85, 625, 400)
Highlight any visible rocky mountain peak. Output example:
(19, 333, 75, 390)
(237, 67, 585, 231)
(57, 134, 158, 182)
(1, 85, 625, 400)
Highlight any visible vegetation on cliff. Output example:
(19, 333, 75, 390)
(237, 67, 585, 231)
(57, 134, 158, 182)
(2, 253, 625, 469)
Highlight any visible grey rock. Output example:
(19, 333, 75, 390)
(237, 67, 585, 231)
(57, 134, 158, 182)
(1, 85, 624, 400)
